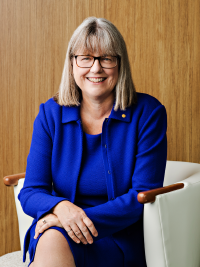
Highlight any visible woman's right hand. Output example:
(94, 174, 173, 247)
(52, 200, 98, 245)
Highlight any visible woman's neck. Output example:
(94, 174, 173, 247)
(80, 94, 114, 121)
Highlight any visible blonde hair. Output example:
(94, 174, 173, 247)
(54, 17, 137, 111)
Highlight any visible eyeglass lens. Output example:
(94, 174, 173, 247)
(76, 56, 117, 68)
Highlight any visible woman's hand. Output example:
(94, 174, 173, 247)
(34, 213, 63, 239)
(52, 200, 98, 245)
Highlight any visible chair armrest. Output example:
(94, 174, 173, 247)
(3, 173, 26, 186)
(137, 183, 184, 204)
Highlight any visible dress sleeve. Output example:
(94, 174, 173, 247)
(84, 105, 167, 240)
(18, 104, 68, 221)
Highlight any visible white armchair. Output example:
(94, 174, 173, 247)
(138, 161, 200, 267)
(2, 161, 200, 267)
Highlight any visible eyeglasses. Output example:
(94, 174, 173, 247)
(74, 55, 119, 69)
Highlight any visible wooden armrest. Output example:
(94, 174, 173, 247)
(137, 183, 184, 204)
(3, 172, 26, 186)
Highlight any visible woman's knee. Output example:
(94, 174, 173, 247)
(33, 229, 75, 266)
(36, 229, 70, 251)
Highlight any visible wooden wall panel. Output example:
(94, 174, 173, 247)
(105, 0, 200, 162)
(0, 0, 199, 256)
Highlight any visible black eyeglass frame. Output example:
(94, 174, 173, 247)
(74, 55, 120, 69)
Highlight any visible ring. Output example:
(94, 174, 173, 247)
(42, 219, 47, 224)
(67, 229, 72, 233)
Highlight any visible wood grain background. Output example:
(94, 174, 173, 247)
(0, 0, 200, 255)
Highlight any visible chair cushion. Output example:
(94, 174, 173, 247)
(0, 251, 29, 267)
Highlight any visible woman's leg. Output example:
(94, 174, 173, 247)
(29, 229, 76, 267)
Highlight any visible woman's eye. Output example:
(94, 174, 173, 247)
(102, 57, 112, 62)
(81, 57, 91, 61)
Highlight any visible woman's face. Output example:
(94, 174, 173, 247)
(72, 50, 119, 101)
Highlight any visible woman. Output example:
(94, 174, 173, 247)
(19, 17, 167, 267)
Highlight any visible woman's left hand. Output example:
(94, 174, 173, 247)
(34, 213, 63, 239)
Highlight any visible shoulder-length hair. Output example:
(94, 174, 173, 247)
(54, 17, 137, 111)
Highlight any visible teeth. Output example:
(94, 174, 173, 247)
(87, 78, 106, 82)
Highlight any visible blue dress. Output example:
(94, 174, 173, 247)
(28, 132, 124, 266)
(19, 93, 167, 267)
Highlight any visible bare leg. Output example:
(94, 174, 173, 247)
(29, 229, 76, 267)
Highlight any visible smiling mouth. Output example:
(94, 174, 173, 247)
(87, 77, 107, 83)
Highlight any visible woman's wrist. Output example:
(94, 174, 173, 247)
(52, 200, 70, 215)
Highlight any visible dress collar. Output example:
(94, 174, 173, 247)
(61, 101, 131, 123)
(109, 104, 131, 122)
(62, 105, 81, 123)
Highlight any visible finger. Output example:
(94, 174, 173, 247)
(83, 217, 98, 237)
(34, 222, 43, 239)
(34, 221, 50, 239)
(34, 230, 39, 239)
(34, 227, 41, 239)
(61, 220, 80, 244)
(66, 226, 81, 244)
(36, 218, 47, 230)
(70, 223, 88, 244)
(39, 222, 51, 233)
(34, 225, 45, 239)
(77, 221, 94, 244)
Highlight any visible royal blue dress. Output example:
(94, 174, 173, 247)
(19, 93, 167, 267)
(28, 132, 124, 266)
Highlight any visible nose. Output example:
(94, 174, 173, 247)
(90, 58, 103, 73)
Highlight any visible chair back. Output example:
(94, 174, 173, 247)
(14, 179, 33, 250)
(164, 160, 200, 186)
